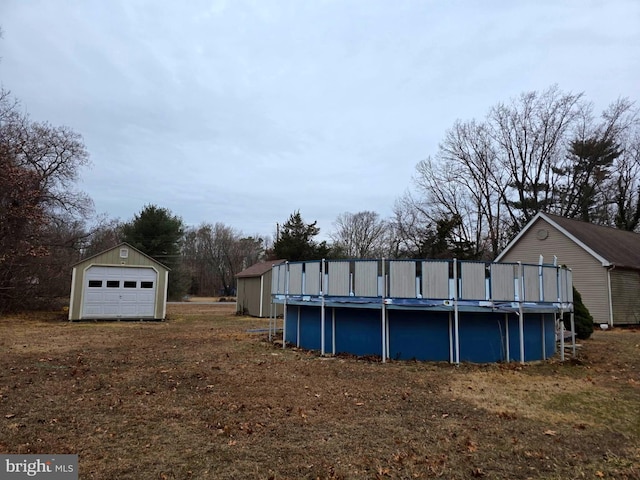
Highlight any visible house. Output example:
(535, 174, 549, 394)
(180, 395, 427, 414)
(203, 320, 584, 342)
(236, 259, 286, 317)
(68, 243, 170, 321)
(495, 212, 640, 326)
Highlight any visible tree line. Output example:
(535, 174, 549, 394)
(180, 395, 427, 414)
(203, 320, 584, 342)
(2, 85, 639, 312)
(396, 86, 640, 259)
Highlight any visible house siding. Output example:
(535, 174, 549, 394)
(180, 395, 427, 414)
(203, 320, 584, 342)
(610, 269, 640, 325)
(498, 218, 610, 325)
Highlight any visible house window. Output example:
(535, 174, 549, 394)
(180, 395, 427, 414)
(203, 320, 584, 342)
(107, 281, 120, 288)
(88, 280, 102, 288)
(141, 281, 154, 289)
(123, 281, 136, 288)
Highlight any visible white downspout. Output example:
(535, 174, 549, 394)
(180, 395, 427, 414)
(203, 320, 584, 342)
(606, 265, 615, 327)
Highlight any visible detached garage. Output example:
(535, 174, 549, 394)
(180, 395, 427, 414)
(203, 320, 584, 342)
(68, 243, 170, 321)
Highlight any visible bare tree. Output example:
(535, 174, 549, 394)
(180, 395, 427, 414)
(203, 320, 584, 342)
(3, 108, 91, 219)
(432, 119, 510, 258)
(404, 86, 640, 258)
(552, 98, 639, 227)
(182, 223, 264, 296)
(611, 124, 640, 231)
(391, 192, 431, 258)
(488, 85, 583, 229)
(0, 89, 93, 311)
(406, 87, 583, 258)
(330, 211, 389, 258)
(80, 217, 124, 257)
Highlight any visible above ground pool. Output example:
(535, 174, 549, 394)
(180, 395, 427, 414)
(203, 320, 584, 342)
(269, 258, 575, 364)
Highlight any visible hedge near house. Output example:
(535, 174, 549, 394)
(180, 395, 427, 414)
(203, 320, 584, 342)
(564, 287, 594, 340)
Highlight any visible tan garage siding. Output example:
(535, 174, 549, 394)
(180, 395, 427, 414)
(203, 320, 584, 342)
(498, 218, 610, 325)
(610, 269, 640, 325)
(237, 277, 262, 316)
(236, 260, 285, 318)
(79, 247, 161, 267)
(68, 243, 169, 321)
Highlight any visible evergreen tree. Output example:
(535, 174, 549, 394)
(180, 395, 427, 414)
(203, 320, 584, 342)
(121, 205, 186, 299)
(555, 136, 621, 223)
(563, 287, 594, 340)
(273, 211, 324, 261)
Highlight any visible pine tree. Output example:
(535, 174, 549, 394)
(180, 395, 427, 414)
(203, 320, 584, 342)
(273, 211, 322, 261)
(121, 204, 186, 299)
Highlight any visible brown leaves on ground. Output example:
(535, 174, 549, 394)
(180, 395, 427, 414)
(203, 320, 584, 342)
(0, 304, 639, 479)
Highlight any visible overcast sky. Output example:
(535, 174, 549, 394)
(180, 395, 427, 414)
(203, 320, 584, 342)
(1, 1, 639, 241)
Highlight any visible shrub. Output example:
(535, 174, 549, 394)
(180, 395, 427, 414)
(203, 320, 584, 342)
(563, 287, 594, 340)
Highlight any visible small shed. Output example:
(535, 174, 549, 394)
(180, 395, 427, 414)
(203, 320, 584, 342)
(236, 259, 285, 317)
(68, 242, 170, 321)
(496, 212, 640, 326)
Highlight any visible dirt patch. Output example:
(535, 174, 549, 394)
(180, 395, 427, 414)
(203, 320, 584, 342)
(167, 301, 236, 317)
(1, 308, 638, 479)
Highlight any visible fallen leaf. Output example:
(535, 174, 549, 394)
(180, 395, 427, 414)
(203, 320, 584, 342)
(543, 430, 557, 436)
(377, 466, 390, 476)
(471, 467, 485, 477)
(595, 471, 604, 478)
(5, 414, 15, 419)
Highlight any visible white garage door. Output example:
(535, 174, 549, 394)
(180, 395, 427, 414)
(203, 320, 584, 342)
(82, 266, 157, 319)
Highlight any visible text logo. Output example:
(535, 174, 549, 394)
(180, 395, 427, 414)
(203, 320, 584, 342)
(0, 455, 78, 479)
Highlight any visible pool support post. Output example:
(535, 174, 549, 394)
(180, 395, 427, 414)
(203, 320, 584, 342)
(518, 262, 525, 364)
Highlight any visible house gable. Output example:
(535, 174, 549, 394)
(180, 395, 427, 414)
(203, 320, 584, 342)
(496, 213, 640, 325)
(496, 215, 610, 324)
(73, 242, 170, 272)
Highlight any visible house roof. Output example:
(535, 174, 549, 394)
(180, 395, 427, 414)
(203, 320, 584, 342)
(72, 242, 170, 270)
(236, 259, 286, 278)
(497, 212, 640, 270)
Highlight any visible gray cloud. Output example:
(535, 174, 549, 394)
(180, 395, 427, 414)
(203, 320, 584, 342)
(1, 0, 639, 237)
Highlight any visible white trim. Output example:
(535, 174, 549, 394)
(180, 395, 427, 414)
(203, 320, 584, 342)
(161, 269, 169, 319)
(495, 212, 611, 266)
(68, 267, 77, 320)
(72, 242, 170, 271)
(81, 265, 159, 319)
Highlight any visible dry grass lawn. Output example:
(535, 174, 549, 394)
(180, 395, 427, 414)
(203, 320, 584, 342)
(1, 302, 639, 479)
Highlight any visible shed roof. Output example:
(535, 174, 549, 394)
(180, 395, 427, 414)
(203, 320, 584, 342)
(497, 212, 640, 270)
(72, 242, 170, 270)
(236, 259, 286, 278)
